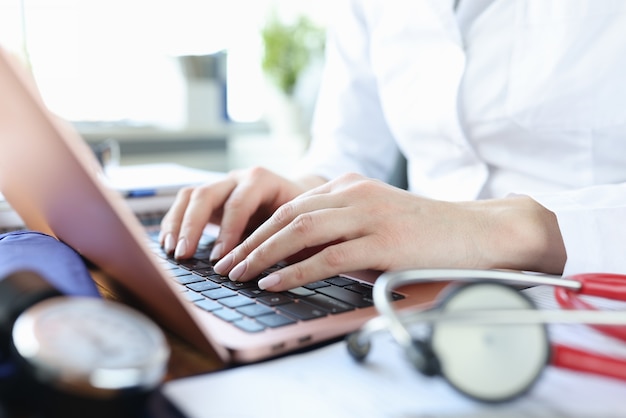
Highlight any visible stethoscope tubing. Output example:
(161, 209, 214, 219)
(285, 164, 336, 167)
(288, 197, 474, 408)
(351, 301, 626, 345)
(371, 269, 582, 353)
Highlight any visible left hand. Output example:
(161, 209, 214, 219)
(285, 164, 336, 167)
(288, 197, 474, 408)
(213, 173, 559, 291)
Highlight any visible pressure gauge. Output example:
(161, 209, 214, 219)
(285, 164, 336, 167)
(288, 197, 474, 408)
(11, 296, 170, 417)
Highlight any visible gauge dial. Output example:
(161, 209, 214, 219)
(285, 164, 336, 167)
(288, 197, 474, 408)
(12, 296, 169, 397)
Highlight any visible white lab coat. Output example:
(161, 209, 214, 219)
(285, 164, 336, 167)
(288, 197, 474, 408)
(301, 0, 626, 276)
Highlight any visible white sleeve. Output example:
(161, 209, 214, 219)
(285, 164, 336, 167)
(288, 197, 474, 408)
(297, 0, 399, 182)
(530, 184, 626, 276)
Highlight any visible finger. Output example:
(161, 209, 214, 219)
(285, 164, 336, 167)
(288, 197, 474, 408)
(212, 195, 319, 276)
(175, 179, 236, 259)
(213, 175, 364, 277)
(159, 187, 193, 253)
(226, 205, 363, 283)
(257, 237, 376, 291)
(232, 188, 350, 263)
(210, 170, 275, 262)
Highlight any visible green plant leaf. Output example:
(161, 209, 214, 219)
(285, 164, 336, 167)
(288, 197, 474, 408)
(261, 14, 325, 96)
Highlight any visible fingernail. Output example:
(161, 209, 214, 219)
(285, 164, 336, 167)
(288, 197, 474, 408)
(164, 233, 176, 254)
(228, 260, 247, 282)
(258, 273, 281, 290)
(209, 242, 223, 261)
(214, 253, 234, 274)
(174, 237, 187, 259)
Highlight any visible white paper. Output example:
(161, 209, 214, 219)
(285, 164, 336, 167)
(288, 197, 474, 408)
(104, 163, 224, 196)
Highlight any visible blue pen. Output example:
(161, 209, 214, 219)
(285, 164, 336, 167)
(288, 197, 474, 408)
(126, 189, 157, 198)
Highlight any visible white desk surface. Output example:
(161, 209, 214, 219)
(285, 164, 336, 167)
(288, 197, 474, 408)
(164, 285, 626, 418)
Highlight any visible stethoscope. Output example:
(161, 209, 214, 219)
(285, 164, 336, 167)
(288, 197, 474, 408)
(346, 269, 626, 403)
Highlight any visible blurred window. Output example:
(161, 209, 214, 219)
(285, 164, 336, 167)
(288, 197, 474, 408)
(0, 0, 328, 127)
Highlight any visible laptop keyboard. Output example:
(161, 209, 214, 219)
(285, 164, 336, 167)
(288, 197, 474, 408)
(145, 231, 404, 334)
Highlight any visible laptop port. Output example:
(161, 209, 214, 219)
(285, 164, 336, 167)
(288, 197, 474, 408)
(298, 335, 312, 345)
(271, 343, 286, 352)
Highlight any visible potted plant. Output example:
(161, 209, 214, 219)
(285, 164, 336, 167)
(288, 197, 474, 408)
(260, 13, 325, 137)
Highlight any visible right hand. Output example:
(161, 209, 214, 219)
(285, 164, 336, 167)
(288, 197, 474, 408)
(158, 167, 317, 262)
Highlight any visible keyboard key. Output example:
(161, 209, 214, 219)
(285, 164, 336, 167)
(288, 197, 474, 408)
(260, 264, 284, 277)
(219, 295, 255, 309)
(170, 268, 193, 277)
(222, 281, 259, 291)
(287, 287, 316, 298)
(178, 259, 212, 270)
(316, 286, 373, 308)
(237, 303, 274, 318)
(182, 291, 204, 303)
(160, 262, 179, 271)
(202, 287, 237, 300)
(233, 318, 265, 333)
(192, 248, 213, 261)
(207, 274, 230, 284)
(303, 281, 330, 290)
(255, 312, 297, 328)
(193, 267, 217, 277)
(213, 308, 243, 322)
(187, 280, 220, 292)
(344, 282, 403, 301)
(345, 283, 373, 296)
(239, 288, 271, 298)
(193, 241, 215, 259)
(325, 276, 357, 287)
(174, 274, 205, 285)
(257, 293, 293, 306)
(277, 302, 327, 320)
(301, 294, 354, 314)
(194, 299, 222, 312)
(163, 253, 178, 263)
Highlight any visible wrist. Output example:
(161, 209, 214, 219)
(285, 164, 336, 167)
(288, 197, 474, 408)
(472, 195, 566, 274)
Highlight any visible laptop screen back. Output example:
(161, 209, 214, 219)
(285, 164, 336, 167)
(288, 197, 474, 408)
(0, 48, 227, 362)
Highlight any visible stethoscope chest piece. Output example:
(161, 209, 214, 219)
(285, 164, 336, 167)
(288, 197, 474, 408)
(429, 282, 550, 402)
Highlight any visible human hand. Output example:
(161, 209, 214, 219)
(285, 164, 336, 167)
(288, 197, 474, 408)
(213, 173, 566, 292)
(159, 167, 317, 261)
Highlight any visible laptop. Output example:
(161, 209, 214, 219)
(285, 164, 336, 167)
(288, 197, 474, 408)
(0, 47, 440, 364)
